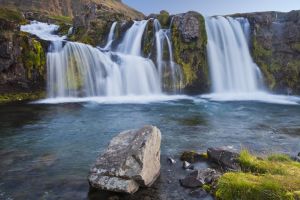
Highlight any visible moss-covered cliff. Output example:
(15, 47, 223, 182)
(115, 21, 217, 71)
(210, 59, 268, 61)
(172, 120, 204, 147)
(0, 8, 47, 102)
(171, 12, 210, 93)
(233, 11, 300, 94)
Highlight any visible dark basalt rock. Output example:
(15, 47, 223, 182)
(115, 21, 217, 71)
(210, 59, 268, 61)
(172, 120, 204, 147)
(180, 168, 221, 188)
(207, 147, 241, 171)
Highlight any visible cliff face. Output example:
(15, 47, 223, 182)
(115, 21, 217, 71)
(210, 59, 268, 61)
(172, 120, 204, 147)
(233, 10, 300, 94)
(0, 8, 46, 102)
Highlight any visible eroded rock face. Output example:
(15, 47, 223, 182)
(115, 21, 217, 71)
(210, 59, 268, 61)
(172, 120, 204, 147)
(88, 125, 161, 194)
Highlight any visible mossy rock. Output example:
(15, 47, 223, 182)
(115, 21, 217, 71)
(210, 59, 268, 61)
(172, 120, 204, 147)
(157, 10, 170, 28)
(171, 12, 210, 93)
(180, 151, 208, 163)
(20, 35, 46, 80)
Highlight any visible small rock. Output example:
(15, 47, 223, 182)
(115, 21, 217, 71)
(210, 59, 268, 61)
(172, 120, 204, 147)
(182, 161, 194, 170)
(167, 157, 176, 165)
(298, 152, 300, 157)
(180, 168, 221, 188)
(207, 147, 241, 171)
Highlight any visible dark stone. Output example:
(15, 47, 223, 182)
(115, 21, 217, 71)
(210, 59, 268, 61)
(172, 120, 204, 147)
(189, 188, 208, 198)
(179, 168, 221, 188)
(207, 147, 241, 171)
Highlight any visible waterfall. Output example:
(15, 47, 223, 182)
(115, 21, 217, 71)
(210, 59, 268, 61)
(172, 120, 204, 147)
(154, 19, 182, 92)
(102, 22, 117, 50)
(205, 16, 262, 94)
(21, 20, 163, 98)
(117, 20, 148, 56)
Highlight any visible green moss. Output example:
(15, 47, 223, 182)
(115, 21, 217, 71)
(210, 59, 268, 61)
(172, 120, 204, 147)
(48, 15, 72, 24)
(180, 151, 207, 163)
(157, 10, 170, 28)
(0, 92, 46, 103)
(216, 172, 295, 200)
(252, 37, 276, 89)
(203, 184, 211, 192)
(142, 21, 154, 56)
(57, 23, 71, 36)
(292, 43, 300, 52)
(216, 150, 300, 200)
(0, 7, 26, 24)
(20, 37, 46, 80)
(171, 13, 209, 92)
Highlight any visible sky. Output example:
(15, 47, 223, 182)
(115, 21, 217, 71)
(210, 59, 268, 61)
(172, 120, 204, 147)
(123, 0, 300, 16)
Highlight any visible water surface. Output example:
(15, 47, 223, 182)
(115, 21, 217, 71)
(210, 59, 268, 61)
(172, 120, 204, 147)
(0, 98, 300, 199)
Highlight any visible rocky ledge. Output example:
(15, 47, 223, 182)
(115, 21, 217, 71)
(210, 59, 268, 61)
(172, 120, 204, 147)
(88, 125, 161, 194)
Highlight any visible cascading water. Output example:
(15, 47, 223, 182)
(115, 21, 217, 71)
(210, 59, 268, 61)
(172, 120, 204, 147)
(21, 20, 163, 98)
(102, 22, 117, 50)
(205, 16, 262, 94)
(154, 19, 182, 92)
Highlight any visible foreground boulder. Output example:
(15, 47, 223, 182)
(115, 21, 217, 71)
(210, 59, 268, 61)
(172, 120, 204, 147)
(88, 125, 161, 194)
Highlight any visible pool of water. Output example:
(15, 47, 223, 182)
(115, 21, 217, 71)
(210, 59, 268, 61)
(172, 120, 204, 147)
(0, 97, 300, 199)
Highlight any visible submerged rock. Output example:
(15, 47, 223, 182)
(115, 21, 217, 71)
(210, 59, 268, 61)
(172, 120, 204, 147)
(180, 168, 221, 188)
(207, 147, 241, 171)
(182, 161, 194, 170)
(88, 125, 161, 194)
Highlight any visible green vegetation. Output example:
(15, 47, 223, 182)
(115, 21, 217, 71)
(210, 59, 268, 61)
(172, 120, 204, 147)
(0, 91, 46, 103)
(171, 13, 210, 92)
(20, 36, 46, 80)
(0, 7, 26, 24)
(157, 10, 170, 28)
(216, 150, 300, 200)
(48, 15, 72, 24)
(180, 151, 208, 163)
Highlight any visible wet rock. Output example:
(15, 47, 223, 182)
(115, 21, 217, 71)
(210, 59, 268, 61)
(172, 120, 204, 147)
(88, 125, 161, 194)
(180, 151, 207, 163)
(298, 152, 300, 157)
(207, 147, 241, 171)
(167, 157, 176, 165)
(180, 168, 221, 188)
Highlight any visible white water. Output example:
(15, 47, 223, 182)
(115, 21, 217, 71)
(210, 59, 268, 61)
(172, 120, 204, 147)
(206, 16, 261, 93)
(102, 22, 117, 50)
(21, 20, 164, 98)
(204, 16, 300, 105)
(154, 19, 182, 92)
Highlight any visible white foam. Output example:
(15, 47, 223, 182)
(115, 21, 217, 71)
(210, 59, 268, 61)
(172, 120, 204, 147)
(20, 21, 65, 41)
(33, 95, 192, 104)
(201, 92, 300, 105)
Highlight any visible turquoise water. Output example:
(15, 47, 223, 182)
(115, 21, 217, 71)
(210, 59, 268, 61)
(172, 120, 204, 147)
(0, 97, 299, 199)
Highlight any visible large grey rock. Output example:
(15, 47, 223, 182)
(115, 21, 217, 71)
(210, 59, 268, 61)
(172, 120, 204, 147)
(88, 125, 161, 194)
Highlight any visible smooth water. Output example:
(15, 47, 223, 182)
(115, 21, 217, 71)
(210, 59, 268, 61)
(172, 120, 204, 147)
(0, 99, 300, 199)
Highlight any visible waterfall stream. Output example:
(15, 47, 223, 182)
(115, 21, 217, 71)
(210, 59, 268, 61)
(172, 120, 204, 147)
(205, 16, 262, 94)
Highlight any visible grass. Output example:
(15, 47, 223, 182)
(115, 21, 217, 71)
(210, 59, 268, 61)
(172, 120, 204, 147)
(0, 7, 26, 23)
(216, 150, 300, 200)
(0, 92, 46, 104)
